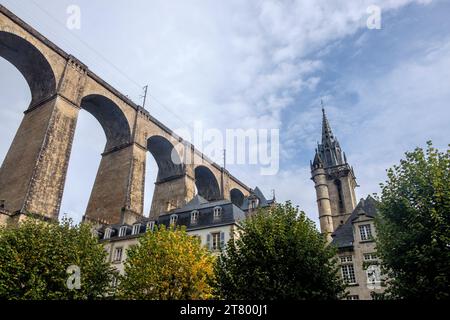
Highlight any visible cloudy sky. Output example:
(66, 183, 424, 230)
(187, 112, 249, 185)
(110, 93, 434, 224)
(1, 0, 449, 227)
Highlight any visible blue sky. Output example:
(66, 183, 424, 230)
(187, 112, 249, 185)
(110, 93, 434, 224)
(0, 0, 449, 227)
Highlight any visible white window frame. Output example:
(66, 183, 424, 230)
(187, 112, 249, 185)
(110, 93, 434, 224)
(146, 221, 155, 232)
(213, 206, 222, 220)
(208, 232, 225, 252)
(104, 228, 112, 240)
(250, 198, 259, 209)
(340, 255, 353, 263)
(170, 214, 178, 226)
(113, 247, 123, 262)
(111, 276, 119, 288)
(191, 210, 199, 224)
(341, 264, 357, 285)
(132, 224, 141, 235)
(359, 224, 373, 241)
(119, 226, 127, 237)
(211, 232, 221, 251)
(364, 253, 377, 261)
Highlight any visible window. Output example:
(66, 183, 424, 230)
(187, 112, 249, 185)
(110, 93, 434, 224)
(340, 255, 356, 284)
(111, 276, 119, 288)
(208, 232, 225, 251)
(146, 221, 155, 232)
(113, 247, 123, 262)
(104, 228, 112, 240)
(212, 232, 221, 251)
(250, 199, 259, 209)
(364, 253, 377, 261)
(191, 210, 199, 224)
(170, 214, 178, 225)
(346, 295, 359, 300)
(132, 224, 141, 235)
(334, 179, 344, 212)
(366, 265, 382, 289)
(359, 224, 373, 241)
(341, 264, 357, 285)
(340, 256, 353, 263)
(341, 264, 356, 284)
(119, 226, 127, 237)
(213, 207, 222, 220)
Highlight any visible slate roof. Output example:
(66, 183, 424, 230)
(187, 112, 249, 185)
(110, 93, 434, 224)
(331, 195, 379, 249)
(99, 198, 246, 241)
(172, 195, 224, 213)
(98, 187, 274, 241)
(241, 186, 274, 210)
(159, 199, 246, 230)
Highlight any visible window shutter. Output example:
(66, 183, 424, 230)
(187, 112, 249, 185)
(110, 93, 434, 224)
(220, 232, 225, 250)
(207, 234, 211, 250)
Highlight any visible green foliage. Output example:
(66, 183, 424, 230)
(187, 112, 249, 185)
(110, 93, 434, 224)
(215, 202, 345, 300)
(0, 217, 115, 300)
(375, 142, 450, 299)
(117, 225, 215, 300)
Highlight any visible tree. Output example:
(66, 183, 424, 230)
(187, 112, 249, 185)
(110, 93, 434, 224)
(0, 217, 115, 300)
(117, 225, 215, 300)
(375, 142, 450, 299)
(215, 202, 345, 300)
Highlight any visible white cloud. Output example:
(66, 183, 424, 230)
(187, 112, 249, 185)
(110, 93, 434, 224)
(0, 0, 438, 225)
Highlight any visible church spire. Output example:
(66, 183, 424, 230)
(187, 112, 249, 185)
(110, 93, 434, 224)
(316, 101, 344, 168)
(311, 100, 358, 238)
(321, 100, 335, 144)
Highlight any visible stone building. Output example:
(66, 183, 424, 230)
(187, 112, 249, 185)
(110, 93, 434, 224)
(100, 188, 274, 277)
(311, 107, 385, 300)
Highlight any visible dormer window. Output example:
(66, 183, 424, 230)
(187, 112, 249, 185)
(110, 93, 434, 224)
(170, 214, 178, 226)
(250, 198, 259, 209)
(104, 228, 112, 240)
(191, 210, 199, 225)
(119, 226, 127, 237)
(213, 206, 222, 221)
(146, 221, 155, 232)
(132, 224, 141, 235)
(359, 224, 373, 241)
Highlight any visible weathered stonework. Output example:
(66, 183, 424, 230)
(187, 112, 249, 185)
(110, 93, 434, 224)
(0, 5, 251, 225)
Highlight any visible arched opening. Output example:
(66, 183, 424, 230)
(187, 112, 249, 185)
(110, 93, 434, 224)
(0, 32, 56, 214)
(143, 153, 158, 217)
(60, 94, 132, 222)
(147, 135, 184, 183)
(195, 166, 221, 201)
(0, 32, 56, 106)
(0, 58, 31, 169)
(59, 112, 104, 223)
(230, 188, 245, 207)
(81, 95, 131, 151)
(0, 31, 56, 168)
(145, 135, 184, 216)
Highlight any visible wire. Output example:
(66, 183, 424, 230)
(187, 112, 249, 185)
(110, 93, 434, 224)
(26, 0, 194, 130)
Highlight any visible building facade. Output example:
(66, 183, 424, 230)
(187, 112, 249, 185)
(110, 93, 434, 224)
(311, 107, 385, 300)
(100, 189, 274, 277)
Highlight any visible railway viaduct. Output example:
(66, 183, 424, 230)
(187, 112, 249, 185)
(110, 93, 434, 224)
(0, 5, 251, 225)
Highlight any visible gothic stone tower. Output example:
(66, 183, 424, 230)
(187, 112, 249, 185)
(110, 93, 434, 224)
(311, 107, 358, 241)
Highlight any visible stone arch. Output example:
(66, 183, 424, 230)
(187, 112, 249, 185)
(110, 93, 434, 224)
(0, 31, 56, 106)
(230, 188, 245, 207)
(147, 135, 184, 182)
(80, 94, 131, 151)
(195, 165, 221, 201)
